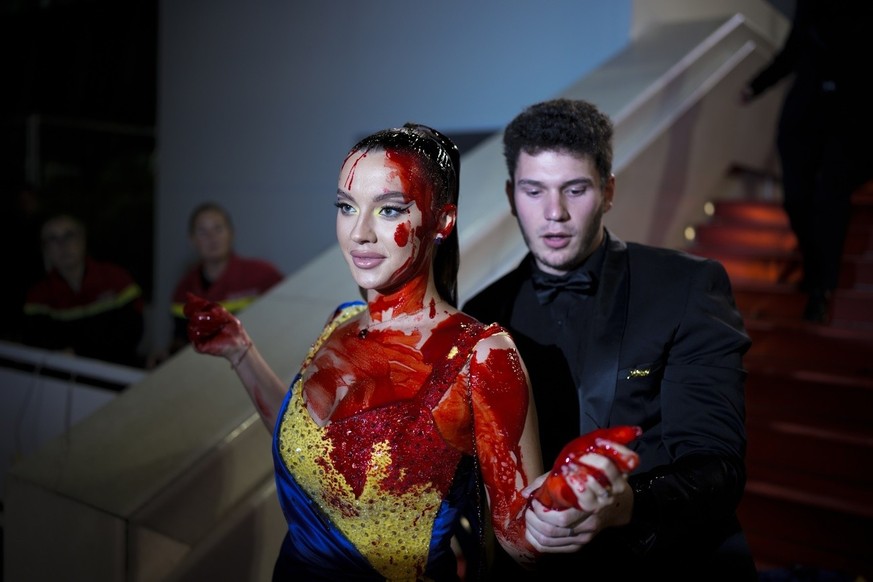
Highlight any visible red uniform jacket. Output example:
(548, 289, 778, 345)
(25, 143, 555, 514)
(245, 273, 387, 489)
(23, 257, 145, 367)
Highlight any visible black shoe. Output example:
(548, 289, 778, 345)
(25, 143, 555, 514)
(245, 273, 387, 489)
(802, 289, 831, 323)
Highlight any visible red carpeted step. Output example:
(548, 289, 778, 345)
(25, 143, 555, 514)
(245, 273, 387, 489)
(843, 223, 873, 256)
(745, 417, 873, 485)
(739, 468, 873, 579)
(687, 244, 802, 285)
(732, 282, 806, 321)
(830, 288, 873, 329)
(744, 533, 863, 579)
(850, 181, 873, 227)
(744, 320, 873, 377)
(744, 368, 873, 429)
(708, 199, 789, 228)
(734, 284, 873, 329)
(692, 221, 797, 252)
(690, 175, 873, 578)
(838, 256, 873, 289)
(690, 247, 872, 290)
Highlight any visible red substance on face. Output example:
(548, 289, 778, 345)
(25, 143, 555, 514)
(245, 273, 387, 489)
(394, 221, 411, 247)
(385, 149, 434, 224)
(341, 145, 442, 304)
(530, 425, 642, 510)
(342, 150, 368, 191)
(384, 149, 436, 277)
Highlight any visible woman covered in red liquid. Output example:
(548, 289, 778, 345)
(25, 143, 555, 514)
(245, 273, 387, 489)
(185, 123, 636, 580)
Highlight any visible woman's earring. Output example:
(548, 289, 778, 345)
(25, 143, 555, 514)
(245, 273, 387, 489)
(434, 234, 444, 245)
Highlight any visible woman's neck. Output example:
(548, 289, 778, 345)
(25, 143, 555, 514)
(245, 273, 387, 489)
(366, 273, 446, 325)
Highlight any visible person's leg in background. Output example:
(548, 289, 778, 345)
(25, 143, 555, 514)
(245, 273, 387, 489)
(774, 84, 842, 322)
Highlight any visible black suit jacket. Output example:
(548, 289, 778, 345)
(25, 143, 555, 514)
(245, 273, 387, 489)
(463, 229, 756, 580)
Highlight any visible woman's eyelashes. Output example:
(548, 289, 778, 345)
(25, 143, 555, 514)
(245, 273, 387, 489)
(335, 201, 355, 215)
(335, 201, 413, 219)
(379, 204, 412, 219)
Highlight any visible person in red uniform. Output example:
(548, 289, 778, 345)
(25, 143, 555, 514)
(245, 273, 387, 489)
(22, 213, 145, 368)
(167, 202, 283, 355)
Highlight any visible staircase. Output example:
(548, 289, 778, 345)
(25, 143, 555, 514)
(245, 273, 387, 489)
(686, 174, 873, 580)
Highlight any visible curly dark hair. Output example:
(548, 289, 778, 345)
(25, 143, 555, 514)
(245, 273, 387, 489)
(503, 98, 613, 187)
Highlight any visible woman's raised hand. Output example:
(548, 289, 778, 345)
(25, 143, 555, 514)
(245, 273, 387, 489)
(184, 292, 247, 358)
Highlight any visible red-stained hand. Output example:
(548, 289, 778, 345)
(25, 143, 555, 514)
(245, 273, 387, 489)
(184, 292, 245, 356)
(529, 425, 642, 511)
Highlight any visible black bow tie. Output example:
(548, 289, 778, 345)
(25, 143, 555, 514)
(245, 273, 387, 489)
(531, 269, 597, 304)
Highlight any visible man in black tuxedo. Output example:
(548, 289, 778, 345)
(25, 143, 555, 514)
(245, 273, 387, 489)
(463, 98, 757, 580)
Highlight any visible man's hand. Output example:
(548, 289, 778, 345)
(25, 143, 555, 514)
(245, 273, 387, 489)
(524, 452, 634, 552)
(527, 426, 640, 510)
(522, 426, 640, 553)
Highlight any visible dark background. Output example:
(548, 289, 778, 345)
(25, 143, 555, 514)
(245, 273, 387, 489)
(1, 0, 158, 340)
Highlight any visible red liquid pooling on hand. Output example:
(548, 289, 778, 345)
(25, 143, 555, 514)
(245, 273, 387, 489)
(530, 425, 642, 510)
(184, 292, 242, 350)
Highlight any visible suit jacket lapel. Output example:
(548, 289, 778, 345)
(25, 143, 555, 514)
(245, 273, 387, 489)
(576, 229, 628, 433)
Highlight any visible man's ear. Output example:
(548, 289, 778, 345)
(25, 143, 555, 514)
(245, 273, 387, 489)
(505, 180, 517, 216)
(603, 174, 616, 213)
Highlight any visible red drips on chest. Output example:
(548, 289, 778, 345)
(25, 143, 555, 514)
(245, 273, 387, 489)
(308, 313, 473, 502)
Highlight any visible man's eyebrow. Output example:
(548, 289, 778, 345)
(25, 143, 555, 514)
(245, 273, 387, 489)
(516, 177, 594, 187)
